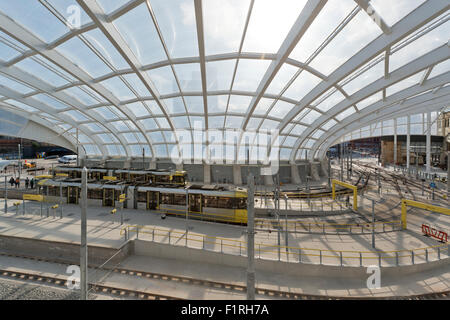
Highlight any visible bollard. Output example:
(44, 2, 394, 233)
(319, 250, 322, 265)
(360, 252, 362, 266)
(299, 249, 302, 263)
(152, 229, 155, 241)
(396, 252, 399, 266)
(411, 251, 414, 265)
(168, 231, 171, 244)
(46, 204, 49, 218)
(202, 236, 205, 250)
(378, 253, 381, 267)
(425, 249, 428, 262)
(23, 200, 25, 215)
(136, 227, 139, 239)
(340, 251, 343, 266)
(220, 239, 223, 253)
(239, 242, 241, 256)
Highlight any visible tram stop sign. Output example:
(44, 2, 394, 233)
(430, 182, 436, 189)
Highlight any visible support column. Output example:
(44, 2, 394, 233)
(246, 173, 255, 300)
(233, 165, 242, 185)
(290, 164, 301, 185)
(426, 111, 431, 174)
(394, 118, 398, 165)
(407, 115, 411, 171)
(176, 163, 184, 171)
(80, 167, 88, 300)
(204, 164, 211, 184)
(149, 161, 157, 170)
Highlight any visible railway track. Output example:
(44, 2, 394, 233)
(0, 268, 180, 300)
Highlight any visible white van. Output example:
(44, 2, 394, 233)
(58, 155, 77, 164)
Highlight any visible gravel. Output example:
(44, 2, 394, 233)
(0, 277, 99, 300)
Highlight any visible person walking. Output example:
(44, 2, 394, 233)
(30, 178, 34, 189)
(15, 177, 20, 189)
(25, 177, 29, 189)
(9, 177, 14, 187)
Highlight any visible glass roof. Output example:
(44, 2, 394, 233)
(0, 0, 448, 161)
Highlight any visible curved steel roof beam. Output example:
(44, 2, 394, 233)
(315, 94, 450, 159)
(0, 88, 107, 157)
(290, 44, 450, 161)
(279, 0, 449, 140)
(311, 76, 450, 158)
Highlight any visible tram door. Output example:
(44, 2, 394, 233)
(189, 194, 202, 214)
(67, 186, 79, 204)
(103, 189, 115, 207)
(147, 191, 158, 210)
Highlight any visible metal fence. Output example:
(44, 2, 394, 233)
(121, 225, 449, 267)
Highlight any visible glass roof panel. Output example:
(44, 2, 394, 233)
(46, 0, 92, 26)
(93, 107, 120, 120)
(247, 118, 262, 129)
(172, 116, 190, 129)
(141, 118, 158, 130)
(15, 57, 70, 87)
(0, 41, 21, 61)
(113, 3, 167, 65)
(56, 36, 112, 78)
(260, 119, 280, 130)
(228, 95, 252, 114)
(127, 102, 150, 118)
(184, 96, 204, 114)
(322, 119, 337, 131)
(225, 116, 243, 129)
(83, 28, 129, 70)
(357, 91, 382, 110)
(62, 110, 89, 122)
(309, 11, 382, 76)
(268, 100, 295, 119)
(145, 101, 164, 116)
(289, 0, 356, 63)
(300, 109, 321, 125)
(386, 72, 423, 97)
(154, 145, 168, 157)
(342, 56, 384, 96)
(335, 107, 356, 121)
(369, 0, 426, 27)
(97, 0, 130, 15)
(63, 86, 99, 106)
(122, 74, 151, 97)
(390, 21, 450, 72)
(314, 89, 345, 112)
(84, 144, 100, 155)
(0, 74, 34, 94)
(283, 70, 322, 101)
(428, 58, 450, 79)
(146, 66, 179, 95)
(0, 1, 70, 43)
(163, 97, 186, 115)
(100, 76, 136, 101)
(33, 94, 71, 110)
(156, 117, 171, 129)
(233, 59, 271, 92)
(206, 60, 236, 92)
(150, 0, 199, 58)
(253, 98, 275, 115)
(242, 0, 308, 54)
(207, 95, 228, 113)
(203, 0, 250, 55)
(4, 100, 39, 113)
(173, 63, 202, 92)
(266, 63, 299, 96)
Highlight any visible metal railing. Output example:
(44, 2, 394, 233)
(120, 225, 449, 267)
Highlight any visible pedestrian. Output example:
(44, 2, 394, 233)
(30, 178, 34, 189)
(9, 177, 14, 187)
(15, 177, 20, 188)
(25, 177, 29, 189)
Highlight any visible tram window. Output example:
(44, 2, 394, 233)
(234, 198, 247, 209)
(48, 186, 59, 196)
(172, 176, 185, 184)
(204, 196, 218, 208)
(160, 193, 173, 204)
(88, 189, 102, 200)
(217, 197, 232, 209)
(173, 194, 186, 205)
(137, 191, 146, 202)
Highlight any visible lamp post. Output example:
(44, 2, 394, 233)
(246, 173, 255, 300)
